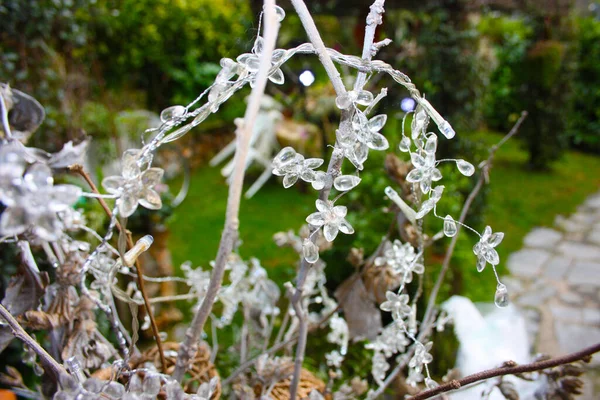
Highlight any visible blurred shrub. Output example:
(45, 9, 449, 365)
(567, 17, 600, 153)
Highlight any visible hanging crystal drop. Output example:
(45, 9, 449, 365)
(335, 94, 353, 110)
(456, 159, 475, 176)
(334, 175, 361, 191)
(274, 5, 286, 21)
(443, 215, 457, 237)
(424, 134, 437, 154)
(425, 377, 439, 389)
(494, 283, 509, 308)
(160, 105, 186, 123)
(302, 239, 319, 263)
(399, 136, 411, 152)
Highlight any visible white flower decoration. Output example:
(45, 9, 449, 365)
(306, 199, 354, 242)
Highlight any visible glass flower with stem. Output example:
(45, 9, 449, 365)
(102, 149, 164, 218)
(306, 199, 354, 242)
(272, 147, 325, 189)
(237, 36, 286, 87)
(351, 111, 389, 151)
(379, 291, 411, 321)
(408, 341, 434, 374)
(473, 225, 504, 272)
(0, 162, 81, 241)
(406, 148, 442, 195)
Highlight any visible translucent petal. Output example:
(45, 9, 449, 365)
(274, 5, 286, 21)
(302, 239, 319, 264)
(339, 219, 354, 235)
(443, 215, 457, 237)
(208, 82, 227, 103)
(431, 168, 443, 181)
(335, 94, 353, 110)
(410, 153, 426, 169)
(0, 206, 28, 236)
(476, 255, 486, 272)
(367, 132, 389, 151)
(102, 175, 126, 194)
(271, 49, 287, 63)
(142, 374, 161, 396)
(283, 174, 298, 188)
(162, 124, 192, 143)
(411, 108, 428, 139)
(118, 193, 139, 218)
(268, 68, 285, 85)
(122, 149, 142, 179)
(273, 147, 297, 169)
(237, 54, 259, 72)
(483, 247, 500, 265)
(421, 353, 433, 364)
(311, 171, 327, 190)
(316, 199, 329, 212)
(424, 134, 437, 154)
(399, 136, 411, 152)
(431, 185, 444, 200)
(333, 175, 361, 191)
(24, 163, 53, 190)
(333, 205, 347, 218)
(494, 283, 509, 308)
(368, 114, 387, 132)
(420, 178, 431, 194)
(139, 188, 162, 210)
(356, 90, 374, 106)
(306, 212, 325, 226)
(482, 226, 492, 242)
(300, 169, 316, 182)
(141, 168, 164, 187)
(33, 213, 60, 241)
(489, 232, 504, 247)
(191, 106, 211, 128)
(473, 242, 482, 255)
(354, 142, 369, 164)
(456, 159, 475, 176)
(160, 105, 186, 123)
(324, 224, 339, 242)
(49, 185, 82, 211)
(303, 158, 324, 169)
(406, 168, 423, 183)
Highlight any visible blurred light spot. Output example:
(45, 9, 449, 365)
(299, 70, 315, 87)
(401, 97, 416, 113)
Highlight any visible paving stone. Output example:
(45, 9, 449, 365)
(543, 256, 572, 279)
(583, 308, 600, 325)
(589, 229, 600, 246)
(555, 324, 600, 366)
(507, 248, 551, 278)
(585, 194, 600, 209)
(567, 261, 600, 286)
(518, 286, 557, 307)
(523, 227, 562, 249)
(560, 291, 584, 306)
(557, 242, 600, 261)
(550, 305, 583, 323)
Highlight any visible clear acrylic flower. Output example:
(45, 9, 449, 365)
(380, 291, 411, 320)
(102, 149, 164, 218)
(415, 185, 444, 219)
(236, 37, 286, 86)
(408, 341, 433, 374)
(406, 150, 442, 194)
(473, 225, 504, 272)
(351, 112, 389, 151)
(375, 240, 423, 283)
(272, 147, 324, 189)
(306, 199, 354, 242)
(371, 351, 390, 383)
(325, 350, 344, 368)
(0, 162, 81, 241)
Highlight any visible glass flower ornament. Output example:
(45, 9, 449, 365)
(306, 199, 354, 242)
(473, 225, 504, 272)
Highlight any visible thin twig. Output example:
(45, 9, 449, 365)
(411, 342, 600, 400)
(172, 0, 280, 381)
(0, 89, 13, 139)
(0, 304, 68, 380)
(70, 164, 167, 371)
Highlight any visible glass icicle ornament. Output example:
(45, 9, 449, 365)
(494, 283, 509, 308)
(443, 215, 457, 237)
(302, 239, 319, 263)
(456, 159, 475, 176)
(334, 175, 361, 191)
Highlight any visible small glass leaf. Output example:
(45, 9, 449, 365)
(334, 175, 361, 191)
(494, 283, 509, 308)
(457, 159, 475, 176)
(443, 215, 457, 237)
(274, 147, 297, 168)
(424, 134, 437, 154)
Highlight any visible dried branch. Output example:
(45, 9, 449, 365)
(70, 164, 167, 372)
(0, 304, 68, 380)
(411, 342, 600, 400)
(172, 0, 280, 381)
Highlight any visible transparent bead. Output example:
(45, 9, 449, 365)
(425, 377, 439, 389)
(274, 5, 286, 21)
(355, 90, 374, 106)
(333, 175, 361, 191)
(494, 283, 509, 308)
(335, 94, 353, 110)
(399, 136, 411, 152)
(439, 121, 456, 139)
(443, 215, 457, 237)
(456, 159, 475, 176)
(160, 105, 186, 123)
(311, 171, 328, 190)
(273, 147, 297, 169)
(302, 239, 319, 263)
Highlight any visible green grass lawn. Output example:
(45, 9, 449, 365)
(167, 166, 315, 282)
(470, 131, 600, 264)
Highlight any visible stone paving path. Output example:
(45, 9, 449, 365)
(503, 191, 600, 398)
